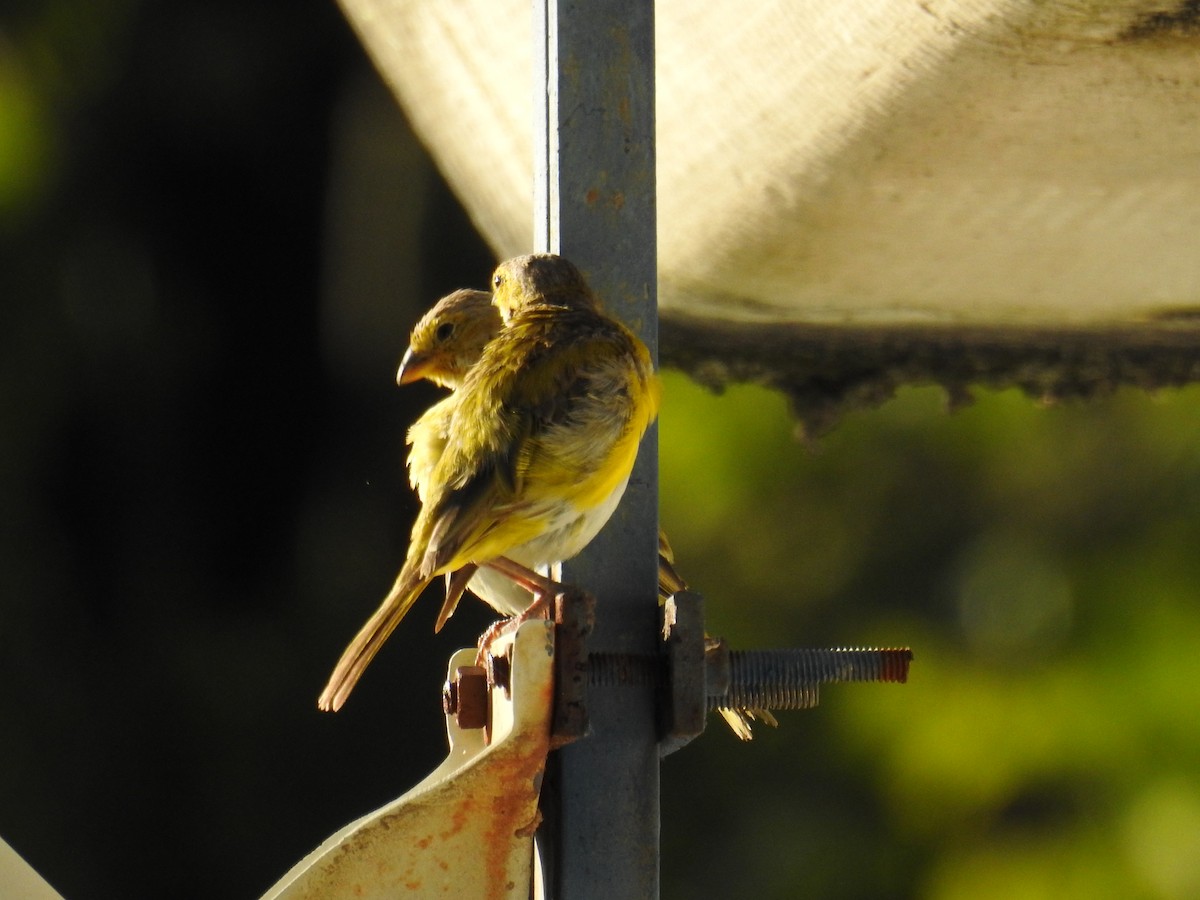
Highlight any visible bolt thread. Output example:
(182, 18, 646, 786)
(588, 651, 660, 687)
(586, 647, 912, 712)
(717, 648, 912, 711)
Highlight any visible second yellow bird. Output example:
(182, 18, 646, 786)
(394, 280, 777, 739)
(318, 254, 660, 711)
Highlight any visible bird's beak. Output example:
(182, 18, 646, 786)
(396, 347, 431, 385)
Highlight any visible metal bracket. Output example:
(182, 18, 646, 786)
(266, 588, 912, 896)
(548, 588, 595, 748)
(658, 591, 707, 755)
(0, 837, 63, 900)
(262, 620, 556, 900)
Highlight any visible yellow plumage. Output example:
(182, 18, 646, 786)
(384, 278, 777, 739)
(400, 290, 500, 504)
(395, 288, 498, 390)
(318, 254, 659, 712)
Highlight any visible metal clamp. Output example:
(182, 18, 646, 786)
(263, 620, 555, 900)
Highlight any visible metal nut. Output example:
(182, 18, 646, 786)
(443, 665, 489, 729)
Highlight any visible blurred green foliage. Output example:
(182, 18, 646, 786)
(660, 375, 1200, 899)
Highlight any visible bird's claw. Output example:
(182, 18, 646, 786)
(474, 592, 554, 666)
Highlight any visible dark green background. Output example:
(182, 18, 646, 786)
(3, 2, 1200, 897)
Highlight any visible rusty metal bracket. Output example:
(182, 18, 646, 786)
(658, 591, 707, 755)
(262, 619, 556, 900)
(266, 587, 911, 897)
(549, 588, 595, 749)
(565, 587, 913, 757)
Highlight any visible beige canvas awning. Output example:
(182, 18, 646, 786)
(337, 0, 1200, 430)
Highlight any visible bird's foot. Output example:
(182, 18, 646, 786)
(474, 590, 555, 666)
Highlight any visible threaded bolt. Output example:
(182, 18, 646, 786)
(719, 647, 912, 711)
(583, 646, 911, 712)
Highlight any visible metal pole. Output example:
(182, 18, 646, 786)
(532, 1, 659, 898)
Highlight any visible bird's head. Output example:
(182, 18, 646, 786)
(396, 288, 501, 389)
(490, 254, 596, 322)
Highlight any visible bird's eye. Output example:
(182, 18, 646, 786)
(435, 322, 455, 342)
(492, 274, 503, 289)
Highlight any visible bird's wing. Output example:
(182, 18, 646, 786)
(406, 394, 456, 500)
(411, 316, 653, 578)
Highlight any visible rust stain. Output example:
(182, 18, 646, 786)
(584, 188, 627, 211)
(439, 799, 473, 840)
(617, 96, 632, 128)
(477, 678, 553, 898)
(480, 748, 543, 893)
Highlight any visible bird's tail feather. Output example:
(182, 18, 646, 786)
(435, 564, 479, 633)
(317, 568, 432, 712)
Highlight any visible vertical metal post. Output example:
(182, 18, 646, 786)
(532, 1, 659, 898)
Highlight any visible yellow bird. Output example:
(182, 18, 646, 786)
(396, 289, 534, 620)
(395, 288, 498, 391)
(397, 289, 502, 510)
(318, 254, 660, 712)
(393, 283, 776, 739)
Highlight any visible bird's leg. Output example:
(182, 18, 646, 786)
(485, 556, 562, 597)
(474, 556, 565, 663)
